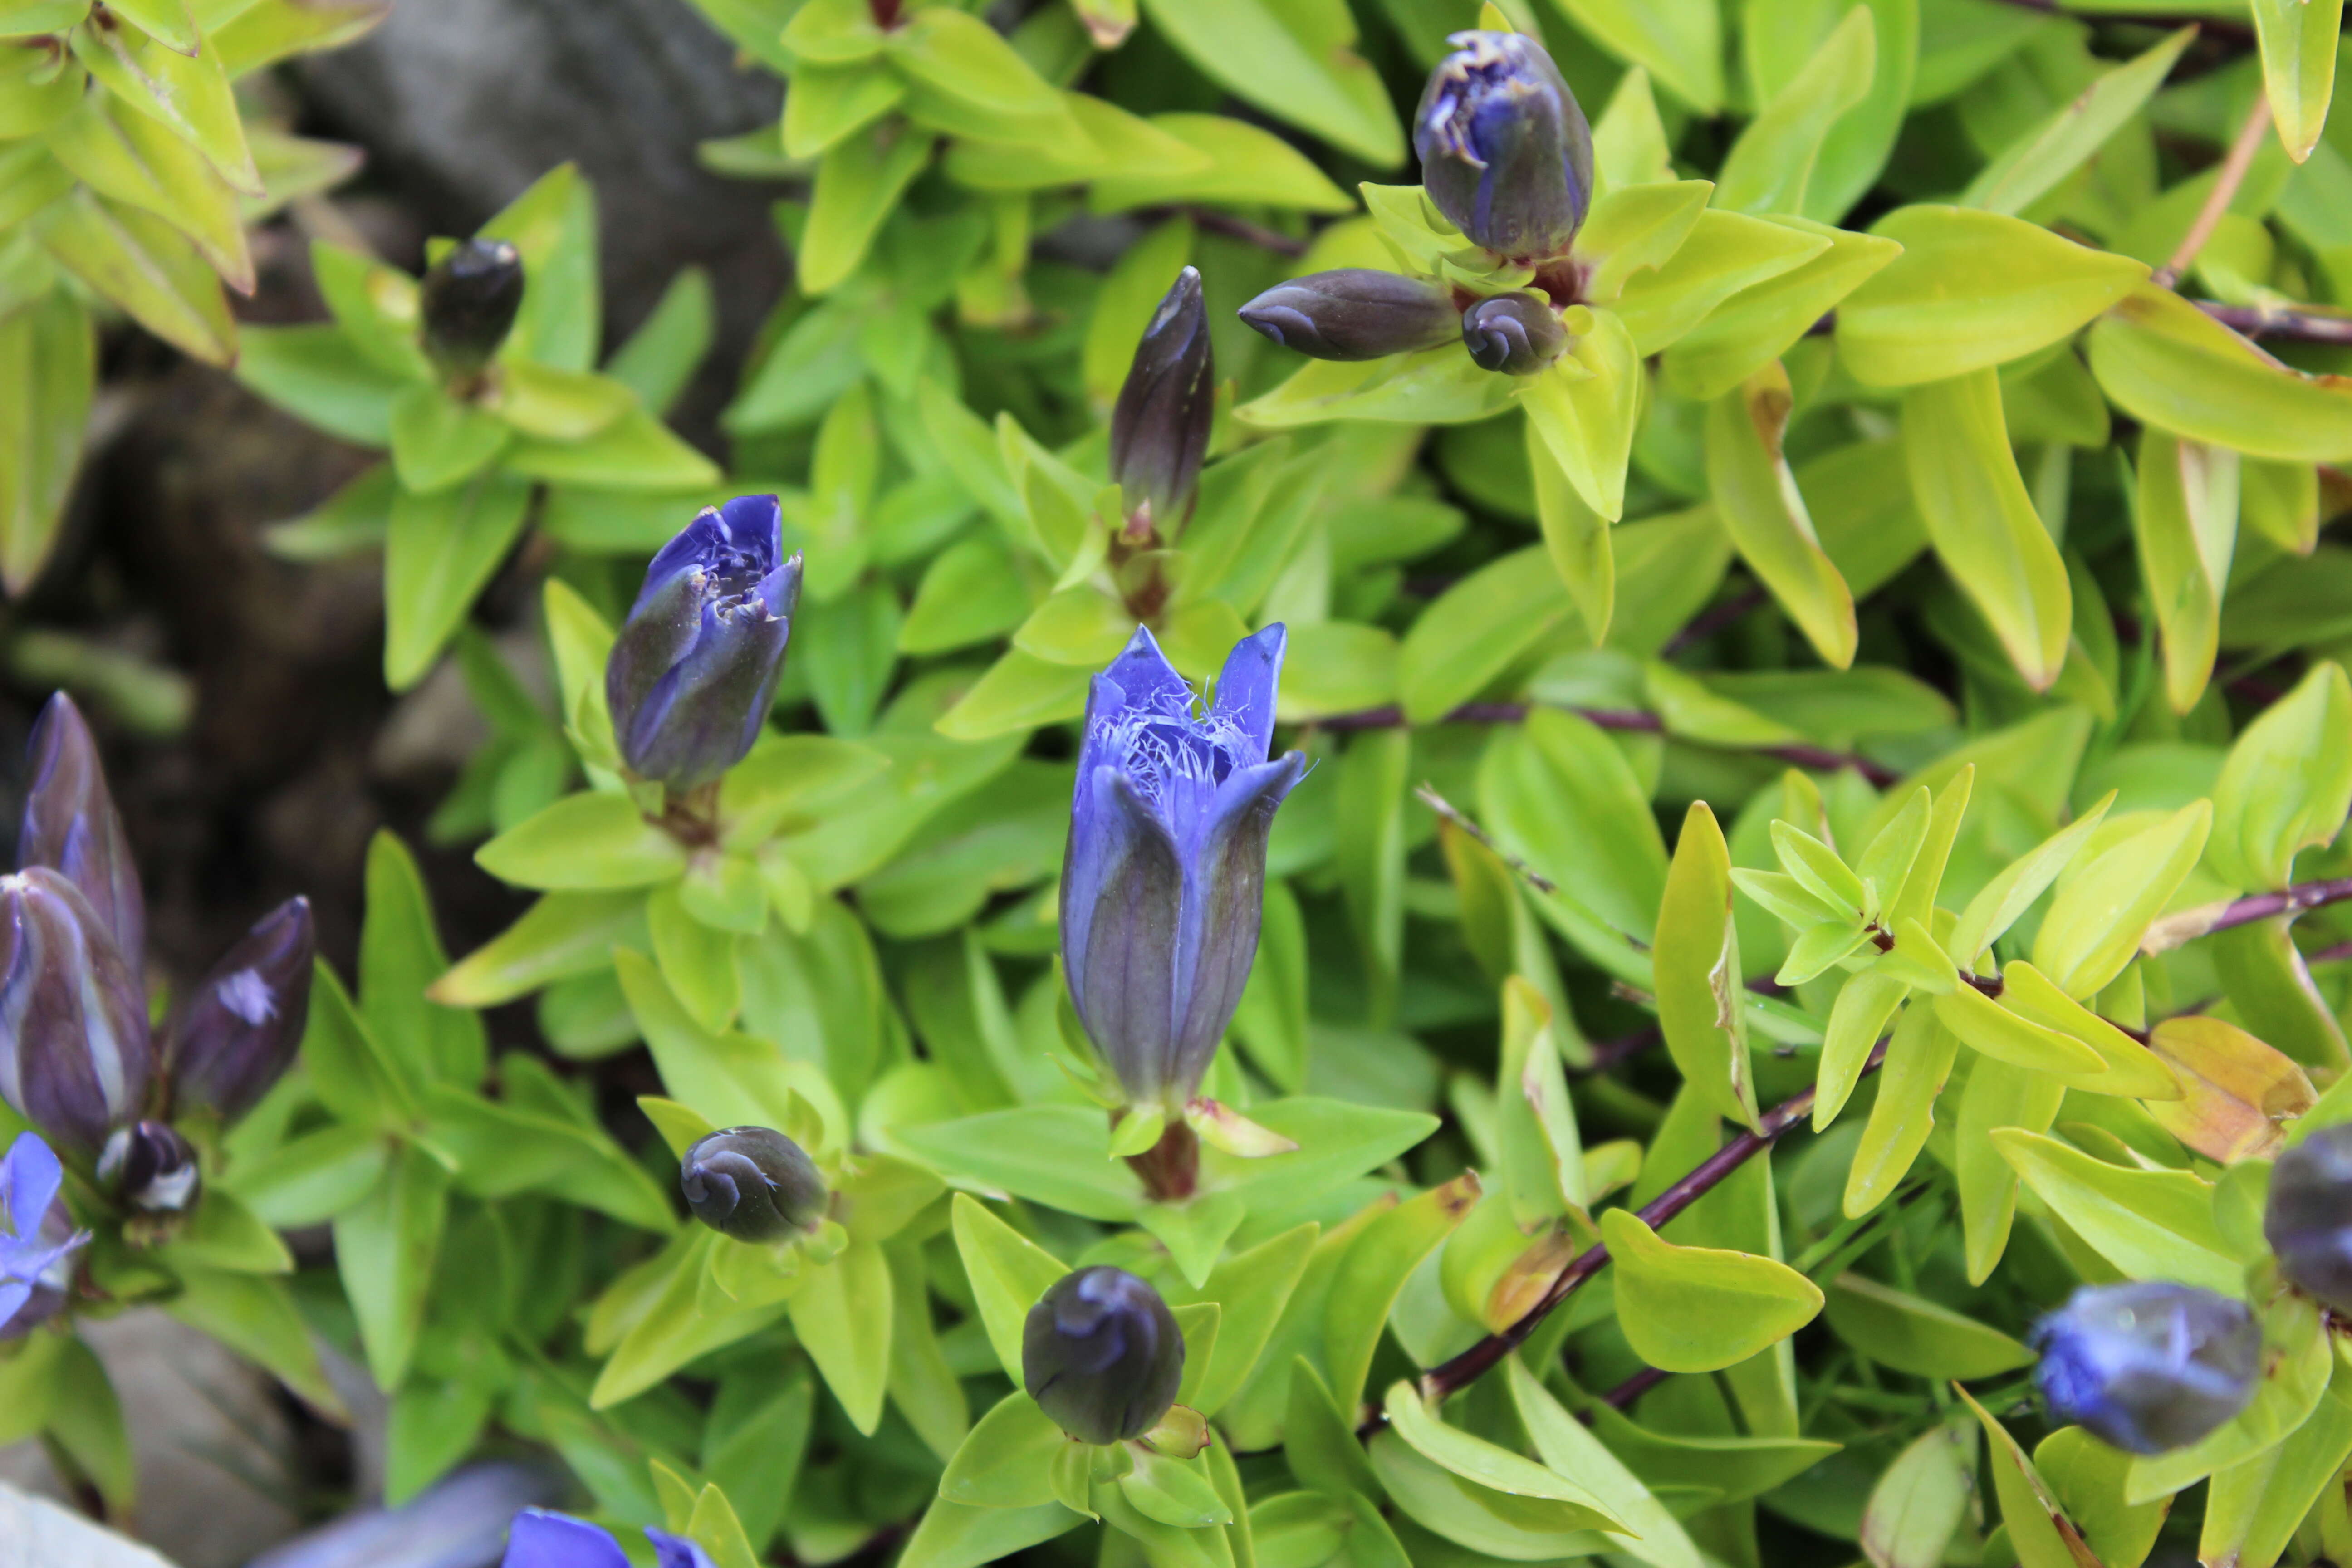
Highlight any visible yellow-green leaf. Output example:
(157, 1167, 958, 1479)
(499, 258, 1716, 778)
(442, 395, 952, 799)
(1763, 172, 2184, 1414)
(1599, 1207, 1823, 1373)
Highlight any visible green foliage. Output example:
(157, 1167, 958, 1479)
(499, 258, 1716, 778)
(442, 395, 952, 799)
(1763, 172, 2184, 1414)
(16, 0, 2352, 1563)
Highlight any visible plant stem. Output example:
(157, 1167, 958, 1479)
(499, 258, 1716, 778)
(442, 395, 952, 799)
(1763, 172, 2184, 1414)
(2156, 93, 2274, 290)
(1977, 0, 2253, 44)
(1379, 1036, 1890, 1426)
(2195, 301, 2352, 348)
(2142, 876, 2352, 955)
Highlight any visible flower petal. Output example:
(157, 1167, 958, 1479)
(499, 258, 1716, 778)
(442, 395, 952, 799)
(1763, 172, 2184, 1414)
(502, 1510, 632, 1568)
(1103, 625, 1191, 719)
(1063, 766, 1183, 1102)
(0, 1131, 61, 1242)
(1209, 623, 1287, 764)
(1167, 752, 1307, 1091)
(646, 1529, 719, 1568)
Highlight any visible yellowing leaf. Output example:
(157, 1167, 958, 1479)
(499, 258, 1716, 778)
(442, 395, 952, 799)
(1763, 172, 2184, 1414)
(1706, 362, 1857, 667)
(2032, 800, 2212, 1000)
(1839, 206, 2146, 387)
(2146, 1015, 2316, 1163)
(2089, 284, 2352, 462)
(1656, 801, 1760, 1130)
(1599, 1207, 1823, 1373)
(1902, 369, 2071, 690)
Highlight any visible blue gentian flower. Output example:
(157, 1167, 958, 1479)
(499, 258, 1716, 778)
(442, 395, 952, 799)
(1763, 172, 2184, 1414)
(1061, 625, 1305, 1108)
(500, 1508, 714, 1568)
(0, 1131, 88, 1333)
(1415, 31, 1594, 262)
(2032, 1282, 2260, 1455)
(606, 496, 804, 790)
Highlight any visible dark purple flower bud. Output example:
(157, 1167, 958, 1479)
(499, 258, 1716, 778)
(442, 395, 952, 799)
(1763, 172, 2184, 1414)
(606, 497, 803, 791)
(421, 238, 526, 380)
(1462, 291, 1568, 374)
(98, 1119, 200, 1214)
(1062, 626, 1305, 1106)
(2032, 1282, 2260, 1455)
(1415, 31, 1594, 262)
(20, 692, 143, 974)
(1023, 1266, 1184, 1445)
(2265, 1123, 2352, 1313)
(1110, 267, 1214, 529)
(166, 897, 314, 1127)
(0, 867, 151, 1156)
(680, 1126, 827, 1242)
(1, 1130, 86, 1339)
(1236, 270, 1462, 362)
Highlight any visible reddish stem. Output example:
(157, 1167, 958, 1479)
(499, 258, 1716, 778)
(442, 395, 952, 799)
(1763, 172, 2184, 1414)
(1125, 1119, 1200, 1202)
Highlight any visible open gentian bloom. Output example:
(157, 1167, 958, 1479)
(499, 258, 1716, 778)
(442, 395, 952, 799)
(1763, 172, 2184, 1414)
(1061, 625, 1305, 1108)
(606, 495, 804, 790)
(0, 1132, 88, 1333)
(1415, 31, 1594, 263)
(500, 1508, 712, 1568)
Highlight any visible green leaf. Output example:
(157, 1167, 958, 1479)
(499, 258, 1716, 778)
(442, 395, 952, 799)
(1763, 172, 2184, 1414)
(72, 15, 256, 192)
(1396, 542, 1572, 721)
(1961, 27, 2194, 216)
(1527, 427, 1611, 642)
(1612, 211, 1829, 355)
(153, 1186, 294, 1274)
(648, 880, 742, 1033)
(1861, 1420, 1976, 1568)
(1845, 1000, 1960, 1217)
(614, 948, 847, 1144)
(2198, 1362, 2352, 1568)
(1931, 980, 2103, 1078)
(1119, 1444, 1232, 1529)
(1323, 1175, 1479, 1415)
(2031, 800, 2211, 999)
(950, 1192, 1070, 1384)
(34, 188, 234, 365)
(361, 830, 487, 1087)
(1955, 1056, 2065, 1284)
(1661, 220, 1901, 402)
(1715, 6, 1875, 216)
(1954, 1385, 2102, 1568)
(898, 1498, 1083, 1568)
(2254, 0, 2344, 162)
(44, 89, 252, 291)
(1655, 802, 1759, 1130)
(1706, 363, 1857, 667)
(1165, 1224, 1319, 1418)
(1838, 206, 2146, 387)
(902, 1106, 1144, 1221)
(2030, 1428, 2165, 1568)
(1824, 1273, 2034, 1380)
(2089, 284, 2352, 462)
(233, 324, 409, 445)
(1904, 368, 2072, 691)
(885, 7, 1072, 145)
(1133, 0, 1401, 165)
(941, 1391, 1066, 1509)
(1384, 1380, 1624, 1534)
(333, 1143, 452, 1392)
(1505, 1359, 1707, 1568)
(1600, 1207, 1824, 1372)
(799, 124, 936, 296)
(2210, 660, 2352, 892)
(1990, 1128, 2240, 1293)
(476, 793, 685, 891)
(787, 1238, 894, 1435)
(1550, 0, 1725, 112)
(163, 1268, 348, 1419)
(301, 960, 418, 1130)
(1573, 179, 1712, 305)
(221, 1122, 391, 1227)
(0, 287, 91, 594)
(432, 891, 646, 1006)
(383, 467, 533, 689)
(1235, 345, 1518, 431)
(2133, 429, 2240, 715)
(1519, 307, 1642, 520)
(589, 1230, 789, 1408)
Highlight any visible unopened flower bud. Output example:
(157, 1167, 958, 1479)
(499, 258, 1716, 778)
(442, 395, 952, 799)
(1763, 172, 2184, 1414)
(421, 238, 526, 380)
(1415, 32, 1594, 262)
(680, 1126, 827, 1242)
(167, 897, 315, 1127)
(1236, 270, 1461, 362)
(607, 497, 802, 790)
(1023, 1265, 1184, 1445)
(1462, 292, 1567, 374)
(0, 867, 151, 1156)
(98, 1120, 200, 1214)
(1110, 267, 1214, 529)
(2265, 1123, 2352, 1313)
(2032, 1282, 2260, 1455)
(20, 693, 143, 972)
